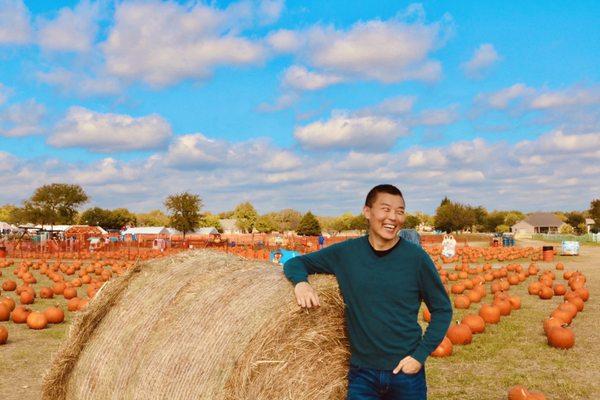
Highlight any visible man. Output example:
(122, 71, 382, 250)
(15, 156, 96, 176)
(283, 184, 452, 400)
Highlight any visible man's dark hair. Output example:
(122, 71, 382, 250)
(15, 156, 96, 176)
(365, 184, 404, 207)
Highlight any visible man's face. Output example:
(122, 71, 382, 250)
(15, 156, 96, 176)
(363, 192, 406, 241)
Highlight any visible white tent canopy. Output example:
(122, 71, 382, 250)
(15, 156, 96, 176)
(0, 221, 18, 231)
(121, 227, 170, 235)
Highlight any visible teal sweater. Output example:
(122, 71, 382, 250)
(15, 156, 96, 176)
(283, 235, 452, 369)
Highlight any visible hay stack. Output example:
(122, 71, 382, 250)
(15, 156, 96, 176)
(43, 250, 349, 400)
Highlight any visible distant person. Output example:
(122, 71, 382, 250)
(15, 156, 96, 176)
(318, 234, 325, 249)
(284, 184, 452, 400)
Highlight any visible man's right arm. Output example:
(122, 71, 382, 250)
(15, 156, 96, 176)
(283, 244, 339, 308)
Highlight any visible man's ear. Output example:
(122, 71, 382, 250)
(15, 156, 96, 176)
(362, 205, 371, 221)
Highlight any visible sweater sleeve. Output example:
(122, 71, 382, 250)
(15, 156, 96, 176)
(411, 253, 452, 364)
(283, 243, 339, 285)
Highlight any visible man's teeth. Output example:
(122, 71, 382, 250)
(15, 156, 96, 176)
(384, 224, 396, 229)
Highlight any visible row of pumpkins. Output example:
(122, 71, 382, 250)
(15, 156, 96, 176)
(424, 260, 589, 400)
(0, 257, 142, 344)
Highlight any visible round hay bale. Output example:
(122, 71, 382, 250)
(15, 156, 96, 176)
(43, 250, 349, 400)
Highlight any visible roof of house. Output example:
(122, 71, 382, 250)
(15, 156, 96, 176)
(514, 212, 564, 228)
(122, 227, 169, 235)
(586, 218, 595, 225)
(35, 225, 72, 232)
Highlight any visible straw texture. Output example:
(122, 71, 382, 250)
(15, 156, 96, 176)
(42, 250, 349, 400)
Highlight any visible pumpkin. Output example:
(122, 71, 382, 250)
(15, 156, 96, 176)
(11, 306, 31, 323)
(508, 296, 521, 310)
(575, 287, 589, 302)
(0, 303, 10, 321)
(67, 297, 81, 311)
(528, 391, 547, 400)
(431, 336, 453, 357)
(550, 309, 573, 325)
(543, 317, 564, 335)
(447, 322, 473, 345)
(538, 286, 554, 300)
(20, 291, 35, 305)
(63, 287, 78, 299)
(553, 284, 566, 296)
(557, 302, 578, 319)
(78, 299, 89, 311)
(422, 307, 431, 323)
(44, 306, 65, 324)
(461, 314, 485, 334)
(547, 326, 574, 349)
(528, 282, 542, 295)
(508, 385, 529, 400)
(0, 325, 7, 345)
(1, 297, 15, 311)
(479, 304, 501, 324)
(454, 295, 471, 309)
(1, 279, 17, 291)
(566, 295, 584, 312)
(492, 298, 512, 316)
(27, 311, 48, 330)
(40, 287, 54, 299)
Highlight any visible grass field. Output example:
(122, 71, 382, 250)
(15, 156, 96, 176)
(0, 240, 597, 400)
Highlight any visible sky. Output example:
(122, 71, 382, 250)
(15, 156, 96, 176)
(0, 0, 599, 216)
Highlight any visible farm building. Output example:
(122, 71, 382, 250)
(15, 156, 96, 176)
(510, 212, 566, 234)
(586, 218, 596, 233)
(121, 226, 170, 241)
(219, 219, 243, 234)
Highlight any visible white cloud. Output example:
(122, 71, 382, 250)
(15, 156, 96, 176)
(407, 149, 447, 167)
(0, 99, 45, 137)
(48, 107, 172, 152)
(163, 133, 228, 169)
(256, 93, 299, 112)
(303, 18, 445, 83)
(0, 151, 17, 171)
(266, 29, 301, 52)
(462, 43, 500, 78)
(516, 130, 600, 155)
(37, 68, 121, 97)
(36, 0, 99, 52)
(0, 0, 31, 45)
(268, 7, 449, 86)
(294, 114, 407, 151)
(102, 1, 266, 86)
(366, 96, 415, 116)
(260, 150, 302, 172)
(416, 105, 458, 125)
(258, 0, 284, 25)
(481, 83, 535, 109)
(282, 65, 344, 91)
(529, 87, 600, 109)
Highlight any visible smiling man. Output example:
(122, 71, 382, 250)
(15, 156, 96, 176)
(283, 184, 452, 400)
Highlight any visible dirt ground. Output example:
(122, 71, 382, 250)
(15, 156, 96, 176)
(0, 240, 598, 400)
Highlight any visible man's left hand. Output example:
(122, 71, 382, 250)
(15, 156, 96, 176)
(392, 356, 422, 375)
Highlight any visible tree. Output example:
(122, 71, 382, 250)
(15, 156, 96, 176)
(218, 210, 235, 219)
(504, 211, 525, 227)
(559, 224, 574, 235)
(19, 183, 88, 225)
(137, 210, 170, 227)
(164, 192, 202, 238)
(403, 214, 420, 229)
(0, 205, 18, 224)
(255, 214, 277, 233)
(275, 208, 302, 232)
(233, 202, 258, 233)
(565, 211, 586, 235)
(296, 211, 322, 236)
(440, 196, 451, 207)
(483, 211, 507, 233)
(198, 213, 223, 232)
(80, 207, 137, 230)
(350, 213, 368, 230)
(495, 224, 510, 233)
(434, 199, 477, 233)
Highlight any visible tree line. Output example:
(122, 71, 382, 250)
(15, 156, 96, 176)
(1, 183, 598, 237)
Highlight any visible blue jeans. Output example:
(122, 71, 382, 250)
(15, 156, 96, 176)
(346, 364, 427, 400)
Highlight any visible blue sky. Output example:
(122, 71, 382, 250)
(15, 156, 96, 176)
(0, 0, 599, 215)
